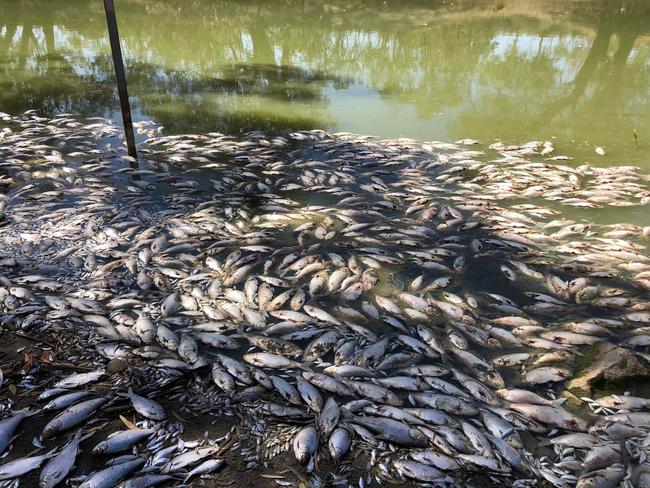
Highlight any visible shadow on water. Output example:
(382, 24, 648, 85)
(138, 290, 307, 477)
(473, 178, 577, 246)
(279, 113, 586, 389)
(0, 51, 344, 133)
(124, 62, 350, 134)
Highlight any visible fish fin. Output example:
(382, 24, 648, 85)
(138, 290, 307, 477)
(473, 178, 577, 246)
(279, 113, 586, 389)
(18, 407, 41, 417)
(552, 398, 567, 406)
(9, 433, 21, 446)
(78, 431, 95, 443)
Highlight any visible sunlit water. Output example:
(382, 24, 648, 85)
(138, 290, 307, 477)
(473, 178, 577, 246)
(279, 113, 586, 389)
(1, 0, 649, 224)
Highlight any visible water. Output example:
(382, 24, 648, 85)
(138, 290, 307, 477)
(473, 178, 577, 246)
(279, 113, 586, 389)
(1, 0, 649, 222)
(1, 1, 649, 152)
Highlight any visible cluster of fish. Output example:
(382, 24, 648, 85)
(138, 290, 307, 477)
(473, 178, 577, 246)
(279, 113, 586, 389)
(0, 111, 649, 488)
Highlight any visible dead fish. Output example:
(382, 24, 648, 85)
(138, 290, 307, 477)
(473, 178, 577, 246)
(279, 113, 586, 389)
(126, 388, 166, 420)
(393, 459, 445, 482)
(44, 391, 94, 411)
(120, 475, 175, 488)
(78, 458, 145, 488)
(42, 398, 107, 439)
(183, 459, 225, 482)
(92, 429, 156, 454)
(328, 427, 350, 461)
(0, 449, 56, 480)
(524, 367, 571, 385)
(496, 388, 564, 406)
(350, 416, 428, 446)
(508, 403, 588, 431)
(243, 352, 300, 369)
(40, 430, 91, 488)
(54, 370, 105, 389)
(0, 408, 33, 455)
(161, 446, 219, 473)
(292, 425, 318, 464)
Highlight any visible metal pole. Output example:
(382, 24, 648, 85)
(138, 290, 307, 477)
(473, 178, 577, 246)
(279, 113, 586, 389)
(103, 0, 138, 161)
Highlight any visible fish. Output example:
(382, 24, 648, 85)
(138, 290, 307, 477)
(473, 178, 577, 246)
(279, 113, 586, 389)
(243, 352, 301, 369)
(40, 430, 91, 488)
(183, 459, 224, 482)
(161, 446, 219, 473)
(53, 370, 105, 389)
(509, 404, 588, 431)
(0, 409, 33, 455)
(92, 429, 156, 454)
(292, 425, 318, 464)
(78, 458, 145, 488)
(350, 416, 428, 446)
(0, 449, 56, 480)
(393, 460, 445, 482)
(328, 427, 351, 461)
(42, 398, 108, 439)
(126, 389, 166, 420)
(43, 391, 94, 411)
(120, 474, 175, 488)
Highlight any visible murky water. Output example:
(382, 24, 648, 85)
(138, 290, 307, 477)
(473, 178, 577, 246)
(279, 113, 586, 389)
(2, 0, 649, 164)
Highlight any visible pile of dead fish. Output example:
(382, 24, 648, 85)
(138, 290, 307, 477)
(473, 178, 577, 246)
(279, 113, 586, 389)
(0, 110, 648, 487)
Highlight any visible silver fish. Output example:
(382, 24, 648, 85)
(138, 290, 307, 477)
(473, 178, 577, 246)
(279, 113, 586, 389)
(126, 388, 166, 420)
(78, 458, 145, 488)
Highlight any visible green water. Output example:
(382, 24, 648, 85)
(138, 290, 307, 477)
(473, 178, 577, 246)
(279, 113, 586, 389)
(1, 0, 649, 170)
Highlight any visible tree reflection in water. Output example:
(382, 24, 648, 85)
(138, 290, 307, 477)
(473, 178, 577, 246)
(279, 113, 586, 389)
(0, 0, 648, 153)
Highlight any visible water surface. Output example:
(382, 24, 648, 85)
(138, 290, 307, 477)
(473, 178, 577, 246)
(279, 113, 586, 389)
(1, 0, 649, 169)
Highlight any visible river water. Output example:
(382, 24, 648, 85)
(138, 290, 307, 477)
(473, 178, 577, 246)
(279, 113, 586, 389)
(1, 0, 650, 227)
(2, 0, 649, 157)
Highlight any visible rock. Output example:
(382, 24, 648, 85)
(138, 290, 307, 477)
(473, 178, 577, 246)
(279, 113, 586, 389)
(107, 358, 128, 374)
(559, 389, 584, 410)
(568, 343, 649, 395)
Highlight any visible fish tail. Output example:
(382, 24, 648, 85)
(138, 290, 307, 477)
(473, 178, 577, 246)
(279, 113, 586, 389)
(299, 363, 314, 373)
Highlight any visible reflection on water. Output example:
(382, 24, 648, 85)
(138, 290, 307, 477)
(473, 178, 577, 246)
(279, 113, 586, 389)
(1, 0, 649, 163)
